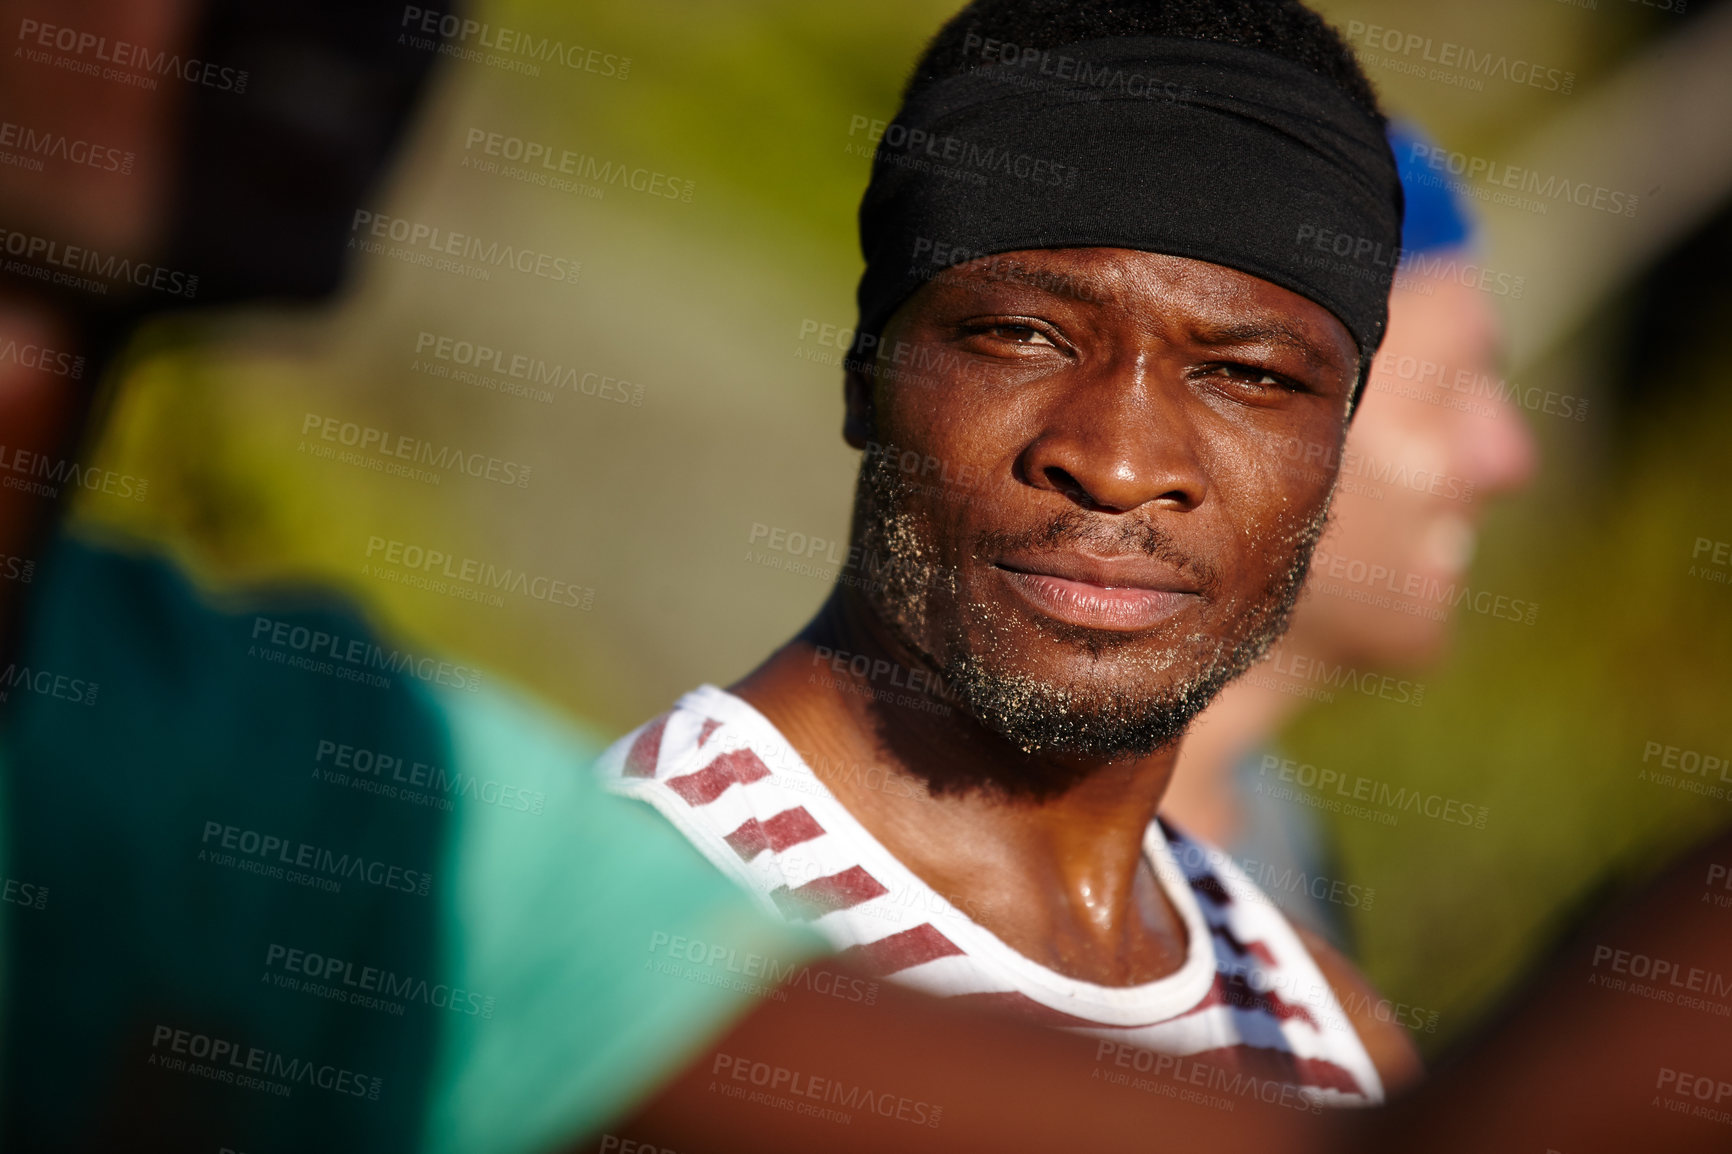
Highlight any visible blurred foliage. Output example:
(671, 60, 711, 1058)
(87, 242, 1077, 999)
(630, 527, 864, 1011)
(74, 0, 1729, 1052)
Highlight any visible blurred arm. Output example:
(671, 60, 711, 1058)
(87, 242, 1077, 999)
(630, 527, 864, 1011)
(612, 829, 1732, 1154)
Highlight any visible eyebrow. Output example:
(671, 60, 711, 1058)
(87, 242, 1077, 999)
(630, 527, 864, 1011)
(943, 260, 1353, 372)
(1188, 319, 1344, 372)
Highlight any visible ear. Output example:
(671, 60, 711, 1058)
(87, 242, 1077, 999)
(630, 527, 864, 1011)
(843, 368, 875, 449)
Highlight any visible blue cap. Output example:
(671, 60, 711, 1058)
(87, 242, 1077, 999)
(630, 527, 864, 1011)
(1388, 121, 1474, 257)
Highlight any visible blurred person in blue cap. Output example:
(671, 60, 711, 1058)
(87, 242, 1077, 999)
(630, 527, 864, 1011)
(1162, 121, 1538, 948)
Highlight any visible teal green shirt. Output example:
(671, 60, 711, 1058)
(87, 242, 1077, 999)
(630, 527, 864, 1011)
(0, 530, 817, 1153)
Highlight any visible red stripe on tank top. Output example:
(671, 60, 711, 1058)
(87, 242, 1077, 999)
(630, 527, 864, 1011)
(622, 715, 669, 778)
(1188, 872, 1233, 907)
(838, 923, 965, 976)
(770, 865, 889, 920)
(666, 747, 772, 806)
(723, 807, 827, 861)
(1190, 972, 1319, 1029)
(1210, 923, 1279, 967)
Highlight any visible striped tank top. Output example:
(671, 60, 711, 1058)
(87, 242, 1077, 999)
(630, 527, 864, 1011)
(598, 685, 1383, 1107)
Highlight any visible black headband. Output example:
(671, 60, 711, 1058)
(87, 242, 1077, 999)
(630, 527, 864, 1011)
(850, 36, 1404, 406)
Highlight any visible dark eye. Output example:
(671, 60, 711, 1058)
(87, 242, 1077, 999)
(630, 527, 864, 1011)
(1204, 363, 1305, 392)
(977, 323, 1056, 347)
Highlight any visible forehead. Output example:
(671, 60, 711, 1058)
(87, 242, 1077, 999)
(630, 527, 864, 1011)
(926, 246, 1357, 367)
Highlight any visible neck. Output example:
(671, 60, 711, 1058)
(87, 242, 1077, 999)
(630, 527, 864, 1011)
(733, 586, 1190, 985)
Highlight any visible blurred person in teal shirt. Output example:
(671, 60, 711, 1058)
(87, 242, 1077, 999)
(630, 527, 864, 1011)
(0, 3, 817, 1150)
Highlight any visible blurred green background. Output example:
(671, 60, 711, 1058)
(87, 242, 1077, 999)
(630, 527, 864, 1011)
(72, 0, 1732, 1055)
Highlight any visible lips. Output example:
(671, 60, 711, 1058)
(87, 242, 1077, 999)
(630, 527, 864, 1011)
(993, 552, 1202, 632)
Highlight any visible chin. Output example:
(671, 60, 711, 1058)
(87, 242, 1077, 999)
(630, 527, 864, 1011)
(942, 633, 1250, 753)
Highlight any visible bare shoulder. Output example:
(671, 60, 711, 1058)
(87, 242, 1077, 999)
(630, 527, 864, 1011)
(1292, 922, 1425, 1097)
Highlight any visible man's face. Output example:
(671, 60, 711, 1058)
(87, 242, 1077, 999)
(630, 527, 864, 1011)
(845, 248, 1359, 785)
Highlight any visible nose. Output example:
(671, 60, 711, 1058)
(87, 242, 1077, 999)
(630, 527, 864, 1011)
(1466, 391, 1539, 501)
(1014, 357, 1208, 514)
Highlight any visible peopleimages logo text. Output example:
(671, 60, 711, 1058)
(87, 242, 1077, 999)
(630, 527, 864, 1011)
(149, 1025, 380, 1098)
(16, 19, 249, 92)
(0, 226, 197, 297)
(265, 943, 495, 1017)
(398, 7, 631, 78)
(200, 821, 433, 896)
(349, 210, 582, 284)
(248, 616, 484, 692)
